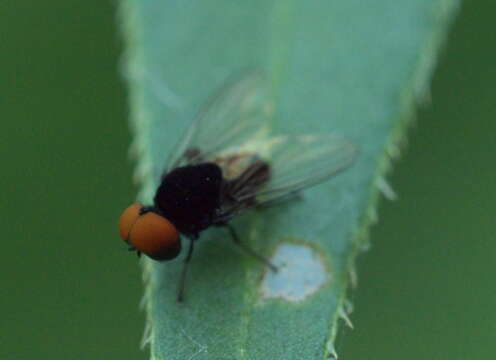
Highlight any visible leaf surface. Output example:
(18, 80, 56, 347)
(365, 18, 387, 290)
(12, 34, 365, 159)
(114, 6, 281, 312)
(119, 1, 460, 359)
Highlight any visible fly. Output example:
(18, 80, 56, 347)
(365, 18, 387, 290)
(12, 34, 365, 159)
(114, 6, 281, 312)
(118, 72, 357, 301)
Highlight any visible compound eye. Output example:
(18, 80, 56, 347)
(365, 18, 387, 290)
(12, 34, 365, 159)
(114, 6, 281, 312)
(118, 204, 181, 261)
(118, 203, 142, 241)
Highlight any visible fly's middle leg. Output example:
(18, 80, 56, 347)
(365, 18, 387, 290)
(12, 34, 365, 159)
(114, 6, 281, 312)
(222, 223, 278, 272)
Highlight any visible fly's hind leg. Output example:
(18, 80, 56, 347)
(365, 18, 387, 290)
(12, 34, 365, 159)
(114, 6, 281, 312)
(222, 223, 277, 272)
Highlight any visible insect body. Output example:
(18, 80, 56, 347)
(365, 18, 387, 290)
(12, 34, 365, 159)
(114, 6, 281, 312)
(118, 73, 357, 301)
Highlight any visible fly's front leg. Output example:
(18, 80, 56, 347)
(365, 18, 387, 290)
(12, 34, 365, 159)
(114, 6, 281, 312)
(177, 239, 195, 302)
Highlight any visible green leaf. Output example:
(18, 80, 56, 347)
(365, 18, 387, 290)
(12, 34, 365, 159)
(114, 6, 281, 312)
(119, 1, 459, 359)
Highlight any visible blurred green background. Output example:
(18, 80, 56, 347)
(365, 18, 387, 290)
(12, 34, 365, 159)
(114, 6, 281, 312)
(1, 1, 494, 360)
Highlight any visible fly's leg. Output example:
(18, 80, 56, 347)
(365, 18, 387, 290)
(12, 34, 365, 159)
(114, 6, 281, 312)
(224, 223, 278, 272)
(177, 239, 195, 303)
(127, 246, 141, 258)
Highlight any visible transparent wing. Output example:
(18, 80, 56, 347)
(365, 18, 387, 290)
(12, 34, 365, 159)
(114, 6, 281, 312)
(218, 134, 358, 217)
(257, 135, 357, 203)
(159, 71, 357, 220)
(165, 72, 271, 173)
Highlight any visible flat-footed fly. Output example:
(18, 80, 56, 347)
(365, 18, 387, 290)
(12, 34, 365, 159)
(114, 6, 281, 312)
(118, 73, 357, 301)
